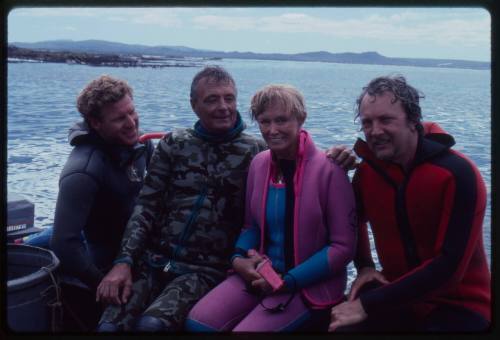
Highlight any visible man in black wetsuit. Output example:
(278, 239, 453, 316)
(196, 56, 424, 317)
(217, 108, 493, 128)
(49, 76, 154, 325)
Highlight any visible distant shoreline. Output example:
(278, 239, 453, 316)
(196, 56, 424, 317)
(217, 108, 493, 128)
(9, 39, 490, 71)
(7, 45, 219, 68)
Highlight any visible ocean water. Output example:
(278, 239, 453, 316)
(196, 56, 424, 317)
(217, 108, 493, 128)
(7, 60, 491, 282)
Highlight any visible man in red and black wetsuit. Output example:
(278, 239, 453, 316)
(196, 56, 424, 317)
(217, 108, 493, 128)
(329, 75, 490, 332)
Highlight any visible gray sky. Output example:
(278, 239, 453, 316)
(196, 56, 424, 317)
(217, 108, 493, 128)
(8, 7, 491, 62)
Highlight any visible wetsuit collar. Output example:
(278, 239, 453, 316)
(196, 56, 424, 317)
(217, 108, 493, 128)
(412, 133, 454, 165)
(192, 111, 245, 143)
(354, 131, 455, 168)
(68, 120, 145, 168)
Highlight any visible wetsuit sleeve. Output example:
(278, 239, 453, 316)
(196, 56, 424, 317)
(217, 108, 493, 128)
(359, 155, 486, 314)
(231, 159, 262, 261)
(51, 173, 103, 289)
(231, 225, 261, 263)
(115, 135, 173, 265)
(352, 169, 376, 270)
(284, 165, 356, 289)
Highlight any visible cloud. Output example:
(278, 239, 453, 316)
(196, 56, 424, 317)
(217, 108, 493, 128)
(9, 8, 102, 17)
(131, 11, 182, 28)
(8, 7, 489, 55)
(191, 10, 490, 48)
(108, 16, 127, 22)
(9, 7, 187, 26)
(192, 15, 255, 31)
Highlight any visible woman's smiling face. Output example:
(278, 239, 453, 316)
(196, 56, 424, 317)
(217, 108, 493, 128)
(257, 103, 304, 160)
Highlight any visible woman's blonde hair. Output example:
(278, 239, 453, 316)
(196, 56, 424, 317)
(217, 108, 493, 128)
(250, 84, 307, 122)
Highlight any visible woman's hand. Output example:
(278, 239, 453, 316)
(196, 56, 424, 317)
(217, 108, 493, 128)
(232, 249, 264, 284)
(250, 277, 274, 294)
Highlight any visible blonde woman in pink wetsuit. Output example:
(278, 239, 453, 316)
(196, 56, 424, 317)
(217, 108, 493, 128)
(186, 84, 357, 332)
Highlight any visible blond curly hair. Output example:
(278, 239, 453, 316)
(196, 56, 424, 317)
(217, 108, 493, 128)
(76, 75, 133, 123)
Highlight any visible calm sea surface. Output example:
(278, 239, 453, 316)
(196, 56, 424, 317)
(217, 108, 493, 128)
(7, 60, 491, 280)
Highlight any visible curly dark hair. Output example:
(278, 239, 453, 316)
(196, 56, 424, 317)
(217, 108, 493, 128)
(355, 75, 425, 127)
(76, 75, 133, 123)
(190, 65, 236, 101)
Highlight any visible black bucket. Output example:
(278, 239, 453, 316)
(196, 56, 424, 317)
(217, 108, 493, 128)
(7, 244, 61, 332)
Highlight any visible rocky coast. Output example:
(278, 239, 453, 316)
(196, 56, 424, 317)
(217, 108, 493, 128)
(7, 45, 217, 68)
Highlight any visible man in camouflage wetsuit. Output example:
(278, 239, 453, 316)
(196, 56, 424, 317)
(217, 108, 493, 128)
(95, 66, 267, 331)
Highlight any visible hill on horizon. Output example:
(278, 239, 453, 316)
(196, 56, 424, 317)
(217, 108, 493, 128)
(9, 39, 490, 70)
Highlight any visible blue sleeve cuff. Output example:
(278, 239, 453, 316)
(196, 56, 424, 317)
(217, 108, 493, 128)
(113, 256, 133, 266)
(230, 254, 245, 264)
(287, 247, 330, 289)
(235, 225, 260, 250)
(283, 273, 297, 292)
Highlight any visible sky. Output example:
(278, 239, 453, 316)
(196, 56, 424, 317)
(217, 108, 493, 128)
(7, 7, 491, 62)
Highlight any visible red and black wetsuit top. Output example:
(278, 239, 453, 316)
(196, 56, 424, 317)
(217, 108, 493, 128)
(352, 126, 490, 322)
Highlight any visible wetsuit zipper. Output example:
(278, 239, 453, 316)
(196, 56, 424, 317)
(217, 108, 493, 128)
(395, 179, 421, 269)
(275, 185, 285, 271)
(364, 158, 421, 269)
(165, 185, 208, 272)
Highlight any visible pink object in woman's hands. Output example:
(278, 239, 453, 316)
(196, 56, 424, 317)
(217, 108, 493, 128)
(256, 259, 284, 292)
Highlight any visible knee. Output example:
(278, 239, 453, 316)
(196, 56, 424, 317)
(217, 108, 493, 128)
(96, 322, 119, 332)
(185, 303, 220, 332)
(134, 315, 167, 332)
(185, 317, 217, 332)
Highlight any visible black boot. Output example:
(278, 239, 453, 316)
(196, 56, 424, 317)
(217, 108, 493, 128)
(134, 315, 166, 332)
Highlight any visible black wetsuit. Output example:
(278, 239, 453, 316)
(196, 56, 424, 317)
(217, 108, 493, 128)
(50, 122, 154, 290)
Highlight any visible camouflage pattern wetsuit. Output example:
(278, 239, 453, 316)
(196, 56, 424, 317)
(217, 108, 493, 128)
(99, 114, 266, 330)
